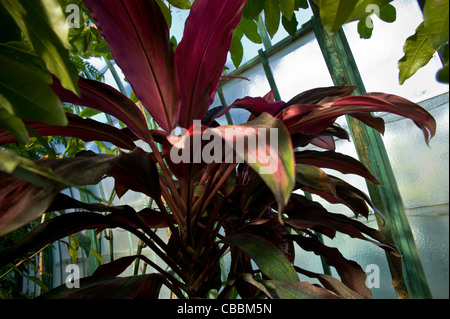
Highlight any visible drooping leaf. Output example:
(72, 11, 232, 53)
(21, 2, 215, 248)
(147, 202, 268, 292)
(51, 76, 150, 142)
(331, 93, 436, 144)
(295, 150, 380, 185)
(282, 13, 299, 36)
(239, 17, 263, 44)
(39, 274, 166, 299)
(281, 92, 436, 145)
(398, 22, 437, 85)
(378, 3, 396, 23)
(423, 0, 449, 50)
(264, 0, 281, 38)
(202, 96, 284, 125)
(284, 194, 400, 256)
(213, 113, 295, 212)
(83, 0, 180, 132)
(318, 0, 359, 34)
(346, 0, 393, 22)
(243, 0, 265, 19)
(175, 0, 247, 128)
(0, 113, 136, 150)
(280, 86, 356, 111)
(223, 233, 298, 282)
(279, 0, 295, 20)
(261, 280, 339, 299)
(0, 47, 67, 144)
(230, 34, 244, 68)
(295, 267, 364, 299)
(357, 18, 373, 39)
(0, 153, 119, 237)
(291, 234, 372, 298)
(0, 0, 79, 95)
(107, 147, 161, 199)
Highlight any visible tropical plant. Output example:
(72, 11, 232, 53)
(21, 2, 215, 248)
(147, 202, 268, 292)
(0, 0, 437, 299)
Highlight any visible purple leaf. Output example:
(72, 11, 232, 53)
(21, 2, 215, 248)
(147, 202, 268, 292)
(176, 0, 247, 128)
(83, 0, 180, 132)
(51, 77, 150, 141)
(0, 113, 136, 150)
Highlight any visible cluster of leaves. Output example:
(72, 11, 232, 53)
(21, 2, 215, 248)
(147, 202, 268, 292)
(225, 0, 448, 82)
(0, 0, 438, 299)
(399, 0, 449, 84)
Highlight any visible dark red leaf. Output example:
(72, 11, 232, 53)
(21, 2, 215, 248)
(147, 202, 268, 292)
(51, 76, 150, 141)
(108, 147, 161, 199)
(0, 113, 136, 150)
(278, 86, 357, 112)
(83, 0, 180, 132)
(39, 274, 166, 299)
(291, 234, 372, 299)
(0, 154, 119, 236)
(176, 0, 247, 128)
(295, 150, 380, 185)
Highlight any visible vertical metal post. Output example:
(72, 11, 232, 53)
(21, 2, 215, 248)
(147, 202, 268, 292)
(310, 5, 432, 299)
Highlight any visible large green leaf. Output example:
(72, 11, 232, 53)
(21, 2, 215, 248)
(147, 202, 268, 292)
(423, 0, 449, 50)
(398, 22, 436, 85)
(0, 0, 80, 95)
(264, 0, 281, 38)
(0, 47, 67, 144)
(278, 0, 295, 20)
(346, 0, 393, 22)
(318, 0, 359, 34)
(243, 0, 266, 19)
(223, 234, 298, 282)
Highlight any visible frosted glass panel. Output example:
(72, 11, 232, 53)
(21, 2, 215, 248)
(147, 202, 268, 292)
(268, 31, 334, 101)
(382, 93, 449, 209)
(342, 0, 448, 103)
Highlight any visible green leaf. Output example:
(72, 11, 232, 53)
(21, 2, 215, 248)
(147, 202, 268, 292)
(264, 0, 281, 38)
(78, 107, 102, 118)
(278, 0, 295, 20)
(0, 52, 67, 132)
(0, 0, 80, 95)
(243, 0, 266, 19)
(378, 3, 396, 23)
(357, 18, 373, 39)
(0, 149, 65, 188)
(156, 0, 172, 28)
(282, 13, 298, 36)
(167, 0, 191, 9)
(318, 0, 359, 34)
(240, 18, 262, 44)
(74, 232, 91, 258)
(423, 0, 449, 50)
(230, 36, 243, 68)
(90, 248, 103, 264)
(346, 0, 393, 22)
(0, 108, 28, 145)
(437, 43, 449, 83)
(223, 234, 299, 282)
(399, 22, 437, 85)
(295, 0, 309, 9)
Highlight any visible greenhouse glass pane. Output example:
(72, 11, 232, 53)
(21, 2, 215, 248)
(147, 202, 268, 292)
(267, 31, 334, 101)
